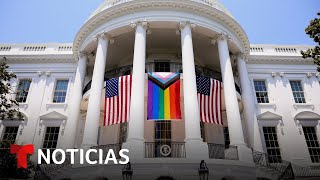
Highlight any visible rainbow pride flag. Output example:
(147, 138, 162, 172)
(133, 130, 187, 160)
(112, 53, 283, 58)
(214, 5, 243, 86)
(147, 72, 182, 120)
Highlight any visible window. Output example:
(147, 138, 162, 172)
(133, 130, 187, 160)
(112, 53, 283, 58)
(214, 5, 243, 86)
(53, 80, 69, 103)
(15, 79, 31, 103)
(154, 121, 171, 157)
(254, 80, 269, 103)
(302, 127, 320, 163)
(172, 63, 182, 73)
(223, 127, 230, 147)
(290, 81, 306, 103)
(2, 126, 19, 144)
(155, 121, 171, 143)
(155, 62, 170, 72)
(42, 127, 60, 150)
(119, 122, 128, 144)
(200, 122, 206, 142)
(262, 127, 282, 163)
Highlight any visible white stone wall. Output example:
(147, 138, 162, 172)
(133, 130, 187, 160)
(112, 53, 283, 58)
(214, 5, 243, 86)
(0, 62, 77, 152)
(247, 62, 320, 166)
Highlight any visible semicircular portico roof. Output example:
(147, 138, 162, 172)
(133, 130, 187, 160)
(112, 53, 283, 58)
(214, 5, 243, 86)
(88, 0, 234, 21)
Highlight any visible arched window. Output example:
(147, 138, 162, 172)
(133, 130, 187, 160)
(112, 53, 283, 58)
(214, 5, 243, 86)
(119, 122, 128, 144)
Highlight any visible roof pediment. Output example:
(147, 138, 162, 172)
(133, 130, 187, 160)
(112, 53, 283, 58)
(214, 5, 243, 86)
(295, 111, 320, 120)
(40, 111, 67, 120)
(257, 111, 282, 120)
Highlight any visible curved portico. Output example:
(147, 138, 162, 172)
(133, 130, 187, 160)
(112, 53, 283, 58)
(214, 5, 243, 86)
(66, 0, 262, 163)
(1, 0, 319, 179)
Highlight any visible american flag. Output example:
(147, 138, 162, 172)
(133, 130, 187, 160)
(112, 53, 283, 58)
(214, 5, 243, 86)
(197, 76, 223, 125)
(104, 75, 132, 126)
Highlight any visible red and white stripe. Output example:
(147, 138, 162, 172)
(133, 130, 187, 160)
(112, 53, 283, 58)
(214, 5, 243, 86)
(104, 75, 132, 126)
(198, 79, 223, 125)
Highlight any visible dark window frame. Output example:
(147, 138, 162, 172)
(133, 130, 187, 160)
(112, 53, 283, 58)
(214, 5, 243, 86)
(15, 79, 32, 103)
(289, 80, 306, 104)
(2, 126, 19, 144)
(42, 127, 60, 150)
(253, 80, 269, 104)
(262, 126, 282, 163)
(154, 61, 171, 72)
(302, 126, 320, 163)
(154, 121, 172, 157)
(53, 79, 69, 103)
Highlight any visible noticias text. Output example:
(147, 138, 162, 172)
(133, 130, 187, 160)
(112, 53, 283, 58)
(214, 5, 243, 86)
(38, 149, 130, 165)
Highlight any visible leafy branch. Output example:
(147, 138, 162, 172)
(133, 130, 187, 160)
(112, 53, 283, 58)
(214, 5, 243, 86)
(0, 57, 22, 120)
(301, 12, 320, 71)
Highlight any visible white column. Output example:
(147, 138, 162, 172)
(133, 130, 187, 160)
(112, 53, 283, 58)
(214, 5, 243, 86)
(237, 54, 264, 152)
(63, 52, 87, 149)
(180, 21, 209, 160)
(81, 33, 111, 148)
(122, 21, 148, 160)
(215, 34, 253, 162)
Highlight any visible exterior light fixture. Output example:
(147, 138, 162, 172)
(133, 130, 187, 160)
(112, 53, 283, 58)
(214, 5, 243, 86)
(198, 160, 209, 180)
(122, 162, 133, 180)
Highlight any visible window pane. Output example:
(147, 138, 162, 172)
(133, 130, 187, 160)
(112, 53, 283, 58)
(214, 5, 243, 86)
(41, 127, 60, 165)
(2, 126, 19, 144)
(263, 127, 282, 163)
(155, 62, 170, 72)
(254, 80, 269, 103)
(154, 121, 172, 157)
(53, 80, 69, 103)
(290, 81, 306, 103)
(42, 127, 60, 150)
(15, 79, 31, 103)
(303, 127, 320, 163)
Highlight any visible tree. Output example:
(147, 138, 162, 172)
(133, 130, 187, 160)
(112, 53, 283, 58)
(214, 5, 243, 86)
(0, 57, 21, 120)
(301, 12, 320, 71)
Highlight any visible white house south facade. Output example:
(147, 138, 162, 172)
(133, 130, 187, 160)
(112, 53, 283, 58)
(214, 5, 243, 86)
(1, 0, 320, 179)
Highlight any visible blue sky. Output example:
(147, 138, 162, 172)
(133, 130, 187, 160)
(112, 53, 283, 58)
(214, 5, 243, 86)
(0, 0, 319, 45)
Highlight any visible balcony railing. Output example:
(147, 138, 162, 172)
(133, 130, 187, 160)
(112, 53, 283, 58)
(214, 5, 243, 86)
(35, 152, 71, 179)
(252, 150, 294, 179)
(90, 144, 122, 159)
(207, 143, 238, 160)
(145, 142, 186, 158)
(82, 63, 244, 96)
(292, 164, 320, 178)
